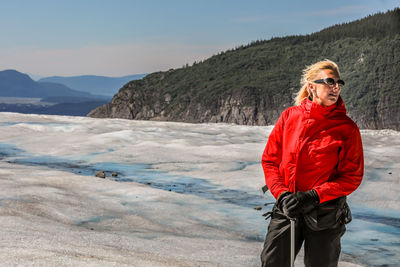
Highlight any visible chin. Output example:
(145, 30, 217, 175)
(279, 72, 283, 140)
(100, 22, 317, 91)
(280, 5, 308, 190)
(322, 100, 337, 106)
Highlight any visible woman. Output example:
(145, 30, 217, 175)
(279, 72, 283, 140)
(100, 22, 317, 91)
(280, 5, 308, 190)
(260, 59, 364, 267)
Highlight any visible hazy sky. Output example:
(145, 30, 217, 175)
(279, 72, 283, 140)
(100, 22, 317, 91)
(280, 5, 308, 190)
(0, 0, 398, 77)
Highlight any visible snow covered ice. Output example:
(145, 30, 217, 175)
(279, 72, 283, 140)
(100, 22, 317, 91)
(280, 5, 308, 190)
(0, 112, 398, 266)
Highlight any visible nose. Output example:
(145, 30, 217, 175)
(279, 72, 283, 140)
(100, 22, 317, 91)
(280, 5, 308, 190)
(332, 82, 341, 91)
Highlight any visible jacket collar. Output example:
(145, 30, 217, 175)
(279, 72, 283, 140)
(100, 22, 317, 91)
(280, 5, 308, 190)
(301, 95, 346, 118)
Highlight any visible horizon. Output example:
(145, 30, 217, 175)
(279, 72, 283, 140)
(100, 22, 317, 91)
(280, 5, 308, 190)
(0, 69, 147, 81)
(0, 0, 399, 77)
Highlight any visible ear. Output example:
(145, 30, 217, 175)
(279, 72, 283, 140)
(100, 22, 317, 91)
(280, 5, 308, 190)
(307, 82, 314, 95)
(307, 82, 314, 91)
(307, 82, 317, 100)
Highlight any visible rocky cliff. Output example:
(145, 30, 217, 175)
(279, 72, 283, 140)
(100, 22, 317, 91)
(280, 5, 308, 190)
(88, 72, 292, 126)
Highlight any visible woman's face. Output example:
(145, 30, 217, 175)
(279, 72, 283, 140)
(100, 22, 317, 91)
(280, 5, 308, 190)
(308, 69, 342, 106)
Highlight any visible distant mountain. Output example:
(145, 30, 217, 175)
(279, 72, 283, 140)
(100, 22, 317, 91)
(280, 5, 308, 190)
(27, 73, 44, 81)
(0, 69, 102, 98)
(39, 74, 147, 96)
(0, 69, 110, 116)
(88, 8, 400, 130)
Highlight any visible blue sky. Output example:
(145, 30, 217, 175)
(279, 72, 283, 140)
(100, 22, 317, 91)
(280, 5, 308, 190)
(0, 0, 398, 77)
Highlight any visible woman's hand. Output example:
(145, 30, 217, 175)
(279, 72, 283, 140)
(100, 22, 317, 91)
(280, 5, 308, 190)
(280, 190, 320, 218)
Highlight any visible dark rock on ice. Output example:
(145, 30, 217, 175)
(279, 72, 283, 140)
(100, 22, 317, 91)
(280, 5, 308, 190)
(96, 171, 106, 178)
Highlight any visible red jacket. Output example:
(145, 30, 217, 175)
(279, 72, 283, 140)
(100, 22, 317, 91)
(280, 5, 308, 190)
(261, 96, 364, 203)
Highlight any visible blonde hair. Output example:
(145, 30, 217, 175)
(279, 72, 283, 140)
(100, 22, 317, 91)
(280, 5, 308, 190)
(294, 59, 340, 105)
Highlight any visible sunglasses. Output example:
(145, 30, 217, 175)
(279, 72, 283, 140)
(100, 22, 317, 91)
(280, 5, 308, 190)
(313, 78, 345, 87)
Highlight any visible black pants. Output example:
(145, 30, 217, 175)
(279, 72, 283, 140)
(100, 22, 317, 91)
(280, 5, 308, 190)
(260, 207, 346, 267)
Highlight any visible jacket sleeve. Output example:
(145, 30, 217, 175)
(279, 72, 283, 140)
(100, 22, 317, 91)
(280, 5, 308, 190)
(261, 113, 289, 199)
(314, 126, 364, 203)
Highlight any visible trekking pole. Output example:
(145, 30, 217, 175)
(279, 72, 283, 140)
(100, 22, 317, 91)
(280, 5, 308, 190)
(290, 218, 295, 267)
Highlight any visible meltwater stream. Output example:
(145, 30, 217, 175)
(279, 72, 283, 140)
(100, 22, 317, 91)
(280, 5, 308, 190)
(0, 143, 266, 210)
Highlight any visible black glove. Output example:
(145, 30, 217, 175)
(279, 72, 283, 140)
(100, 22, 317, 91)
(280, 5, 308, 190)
(276, 191, 292, 213)
(281, 190, 320, 218)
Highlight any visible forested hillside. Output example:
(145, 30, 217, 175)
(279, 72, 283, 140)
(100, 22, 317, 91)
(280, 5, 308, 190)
(88, 9, 400, 130)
